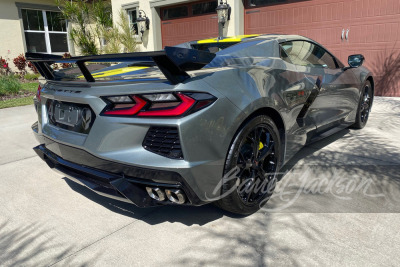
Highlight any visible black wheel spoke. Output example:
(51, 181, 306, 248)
(249, 127, 262, 159)
(258, 167, 267, 181)
(239, 151, 246, 163)
(238, 151, 247, 168)
(241, 178, 254, 202)
(245, 187, 254, 203)
(243, 171, 256, 203)
(234, 122, 278, 205)
(360, 86, 372, 123)
(238, 167, 246, 178)
(258, 142, 274, 162)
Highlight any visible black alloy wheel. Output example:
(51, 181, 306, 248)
(236, 125, 278, 205)
(216, 115, 281, 215)
(352, 81, 373, 129)
(360, 84, 372, 123)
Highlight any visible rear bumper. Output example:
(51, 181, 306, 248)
(34, 144, 207, 207)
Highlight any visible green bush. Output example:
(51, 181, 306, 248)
(0, 76, 21, 96)
(24, 73, 40, 81)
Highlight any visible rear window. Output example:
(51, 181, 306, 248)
(190, 42, 239, 53)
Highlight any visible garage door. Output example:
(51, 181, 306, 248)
(161, 1, 219, 47)
(244, 0, 400, 96)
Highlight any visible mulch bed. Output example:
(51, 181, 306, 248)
(0, 92, 35, 101)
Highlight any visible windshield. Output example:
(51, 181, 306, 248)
(174, 41, 240, 53)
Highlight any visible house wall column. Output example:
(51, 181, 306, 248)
(113, 0, 244, 52)
(226, 0, 244, 37)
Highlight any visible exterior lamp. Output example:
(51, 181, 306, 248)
(216, 0, 231, 28)
(137, 10, 150, 39)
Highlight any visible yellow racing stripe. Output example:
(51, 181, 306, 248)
(79, 66, 149, 79)
(197, 34, 260, 44)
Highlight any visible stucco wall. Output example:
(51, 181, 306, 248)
(0, 0, 56, 70)
(111, 0, 158, 52)
(1, 0, 240, 65)
(112, 0, 242, 52)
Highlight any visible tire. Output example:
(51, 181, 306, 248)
(351, 81, 373, 129)
(216, 115, 281, 215)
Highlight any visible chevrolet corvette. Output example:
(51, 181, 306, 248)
(28, 34, 374, 215)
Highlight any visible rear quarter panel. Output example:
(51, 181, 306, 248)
(198, 58, 318, 164)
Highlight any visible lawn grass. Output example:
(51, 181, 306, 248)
(0, 96, 34, 109)
(20, 82, 39, 93)
(0, 82, 38, 109)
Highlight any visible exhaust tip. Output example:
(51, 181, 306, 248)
(165, 189, 186, 204)
(146, 187, 165, 201)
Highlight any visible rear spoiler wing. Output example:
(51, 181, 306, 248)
(26, 47, 215, 85)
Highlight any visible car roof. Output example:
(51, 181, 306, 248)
(192, 34, 314, 45)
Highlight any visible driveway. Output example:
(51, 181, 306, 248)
(1, 97, 399, 266)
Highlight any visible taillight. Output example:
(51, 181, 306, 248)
(101, 92, 216, 117)
(36, 84, 42, 101)
(104, 96, 146, 115)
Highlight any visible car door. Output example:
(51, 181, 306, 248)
(281, 40, 358, 132)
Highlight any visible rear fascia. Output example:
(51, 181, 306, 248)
(34, 77, 243, 203)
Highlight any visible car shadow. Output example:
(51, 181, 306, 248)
(279, 128, 351, 176)
(63, 128, 355, 225)
(0, 219, 100, 266)
(63, 178, 243, 226)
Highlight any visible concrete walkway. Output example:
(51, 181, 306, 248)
(0, 97, 399, 266)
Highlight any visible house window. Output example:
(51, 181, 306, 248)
(127, 9, 138, 35)
(21, 9, 68, 53)
(247, 0, 288, 7)
(162, 6, 188, 20)
(192, 1, 218, 15)
(161, 1, 219, 20)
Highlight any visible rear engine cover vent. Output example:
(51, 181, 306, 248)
(143, 127, 183, 159)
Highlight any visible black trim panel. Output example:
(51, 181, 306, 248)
(39, 138, 205, 206)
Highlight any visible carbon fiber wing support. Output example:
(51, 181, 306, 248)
(26, 47, 216, 85)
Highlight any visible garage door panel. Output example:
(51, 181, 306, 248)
(245, 0, 400, 96)
(161, 0, 219, 47)
(162, 14, 218, 47)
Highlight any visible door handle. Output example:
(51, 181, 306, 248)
(346, 29, 350, 40)
(341, 29, 345, 40)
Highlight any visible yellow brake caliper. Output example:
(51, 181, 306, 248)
(259, 142, 264, 151)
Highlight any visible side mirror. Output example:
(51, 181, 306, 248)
(348, 54, 365, 68)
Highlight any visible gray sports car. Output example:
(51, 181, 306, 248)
(28, 34, 374, 215)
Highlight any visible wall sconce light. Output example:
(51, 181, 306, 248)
(137, 10, 150, 39)
(216, 0, 231, 28)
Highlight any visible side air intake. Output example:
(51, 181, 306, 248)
(143, 127, 183, 159)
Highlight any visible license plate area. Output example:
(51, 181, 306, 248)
(47, 100, 96, 134)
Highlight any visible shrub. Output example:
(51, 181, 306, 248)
(56, 0, 99, 55)
(61, 52, 72, 69)
(56, 0, 137, 55)
(0, 57, 11, 75)
(0, 75, 21, 96)
(24, 73, 40, 81)
(13, 54, 27, 74)
(118, 11, 137, 53)
(27, 61, 38, 74)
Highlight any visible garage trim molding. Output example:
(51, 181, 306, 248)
(150, 0, 196, 8)
(121, 1, 139, 10)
